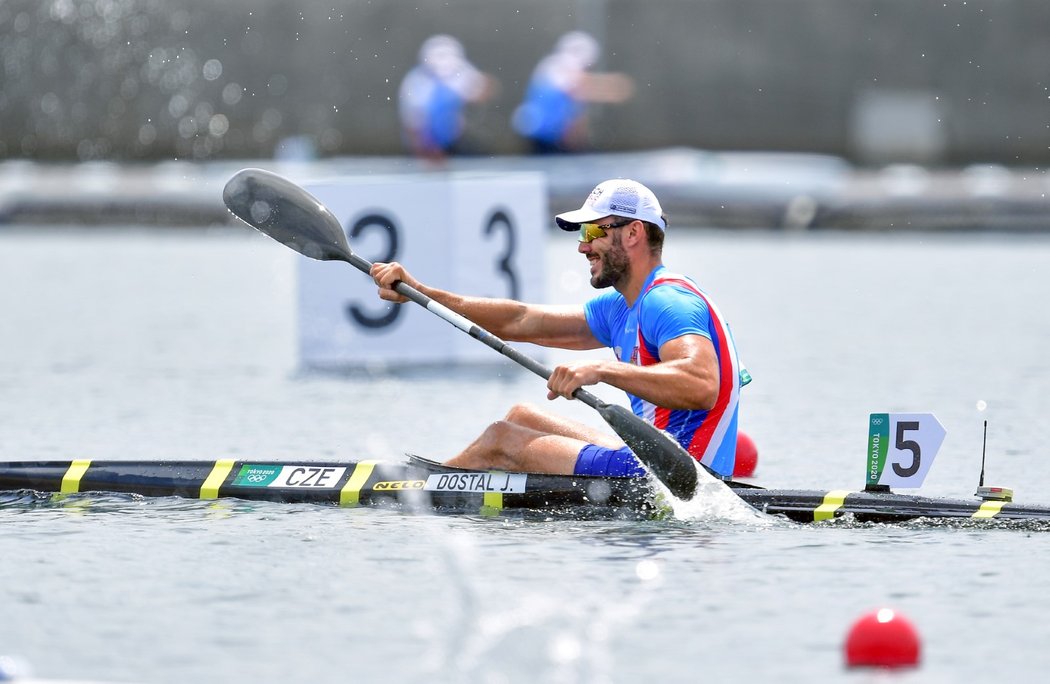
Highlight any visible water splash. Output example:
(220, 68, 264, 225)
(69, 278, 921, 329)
(667, 462, 778, 526)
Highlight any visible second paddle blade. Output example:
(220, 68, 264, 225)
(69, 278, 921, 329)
(223, 168, 352, 262)
(596, 403, 700, 500)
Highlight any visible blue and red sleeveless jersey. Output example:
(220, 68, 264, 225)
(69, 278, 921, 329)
(583, 265, 743, 476)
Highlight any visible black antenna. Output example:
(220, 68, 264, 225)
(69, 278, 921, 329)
(975, 419, 1013, 501)
(978, 420, 988, 488)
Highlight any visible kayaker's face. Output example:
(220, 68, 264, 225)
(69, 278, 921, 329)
(578, 216, 631, 289)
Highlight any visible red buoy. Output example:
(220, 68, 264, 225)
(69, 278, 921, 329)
(844, 608, 921, 668)
(734, 431, 758, 477)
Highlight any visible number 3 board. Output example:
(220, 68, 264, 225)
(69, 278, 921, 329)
(297, 173, 547, 369)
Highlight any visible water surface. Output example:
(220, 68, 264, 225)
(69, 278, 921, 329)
(2, 227, 1050, 683)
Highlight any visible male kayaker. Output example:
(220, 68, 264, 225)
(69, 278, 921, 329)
(370, 179, 744, 478)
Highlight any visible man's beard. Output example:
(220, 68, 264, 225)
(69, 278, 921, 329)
(591, 233, 630, 289)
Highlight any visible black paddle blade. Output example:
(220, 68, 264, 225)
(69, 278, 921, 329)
(596, 403, 700, 500)
(223, 168, 352, 262)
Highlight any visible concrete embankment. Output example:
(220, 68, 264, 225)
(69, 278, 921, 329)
(1, 149, 1048, 231)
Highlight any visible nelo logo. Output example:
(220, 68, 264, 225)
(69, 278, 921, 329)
(374, 480, 425, 491)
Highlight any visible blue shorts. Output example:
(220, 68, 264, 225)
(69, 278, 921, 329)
(574, 444, 647, 478)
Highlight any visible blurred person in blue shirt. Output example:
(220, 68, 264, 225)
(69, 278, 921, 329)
(512, 31, 634, 154)
(398, 35, 497, 162)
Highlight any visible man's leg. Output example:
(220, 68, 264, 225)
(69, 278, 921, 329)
(503, 403, 623, 448)
(445, 403, 624, 474)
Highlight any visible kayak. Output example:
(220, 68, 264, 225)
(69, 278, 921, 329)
(0, 457, 659, 519)
(2, 456, 1048, 523)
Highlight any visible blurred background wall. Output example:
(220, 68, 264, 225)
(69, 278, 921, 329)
(2, 0, 1048, 166)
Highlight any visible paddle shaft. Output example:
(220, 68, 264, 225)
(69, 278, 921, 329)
(350, 254, 607, 409)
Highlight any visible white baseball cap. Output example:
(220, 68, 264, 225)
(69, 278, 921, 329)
(555, 179, 667, 231)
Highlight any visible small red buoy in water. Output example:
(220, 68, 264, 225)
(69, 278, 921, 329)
(844, 608, 921, 669)
(734, 431, 758, 477)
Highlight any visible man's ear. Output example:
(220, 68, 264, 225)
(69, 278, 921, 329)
(626, 220, 645, 246)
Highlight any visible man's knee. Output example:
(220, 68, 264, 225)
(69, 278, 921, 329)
(504, 402, 545, 427)
(476, 418, 519, 448)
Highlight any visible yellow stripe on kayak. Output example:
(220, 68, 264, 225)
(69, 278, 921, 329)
(340, 461, 377, 507)
(60, 459, 92, 494)
(200, 459, 235, 500)
(481, 489, 503, 517)
(973, 500, 1006, 519)
(814, 490, 852, 521)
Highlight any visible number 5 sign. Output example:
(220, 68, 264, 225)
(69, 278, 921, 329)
(867, 413, 946, 489)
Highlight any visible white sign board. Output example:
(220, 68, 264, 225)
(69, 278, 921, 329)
(866, 412, 946, 489)
(298, 173, 546, 369)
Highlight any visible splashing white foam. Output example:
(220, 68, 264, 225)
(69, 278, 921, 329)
(662, 462, 778, 525)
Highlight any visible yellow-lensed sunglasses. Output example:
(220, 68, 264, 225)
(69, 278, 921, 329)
(576, 219, 633, 243)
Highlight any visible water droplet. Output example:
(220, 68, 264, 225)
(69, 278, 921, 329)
(202, 59, 223, 81)
(635, 559, 659, 581)
(249, 200, 272, 225)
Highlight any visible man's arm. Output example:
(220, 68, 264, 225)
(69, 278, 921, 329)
(370, 261, 602, 350)
(546, 334, 720, 409)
